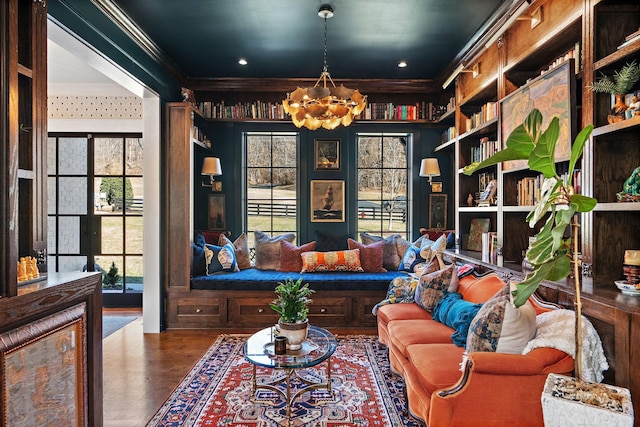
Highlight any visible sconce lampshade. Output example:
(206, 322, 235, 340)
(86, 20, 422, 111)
(201, 157, 222, 176)
(419, 158, 440, 183)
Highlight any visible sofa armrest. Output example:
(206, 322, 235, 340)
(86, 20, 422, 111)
(429, 348, 574, 427)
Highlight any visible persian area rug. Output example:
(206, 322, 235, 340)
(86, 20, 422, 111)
(146, 334, 422, 427)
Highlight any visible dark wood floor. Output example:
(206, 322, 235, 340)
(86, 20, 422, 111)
(102, 309, 377, 426)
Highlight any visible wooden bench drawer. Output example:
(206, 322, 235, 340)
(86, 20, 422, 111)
(170, 297, 225, 328)
(307, 297, 350, 325)
(228, 297, 279, 325)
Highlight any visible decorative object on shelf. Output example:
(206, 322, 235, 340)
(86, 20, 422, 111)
(431, 182, 443, 192)
(616, 165, 640, 202)
(314, 139, 340, 170)
(207, 194, 226, 230)
(466, 218, 490, 252)
(310, 180, 344, 222)
(588, 60, 640, 124)
(429, 194, 447, 229)
(270, 278, 315, 350)
(617, 250, 640, 296)
(201, 157, 222, 191)
(282, 5, 367, 130)
(181, 87, 197, 106)
(419, 158, 441, 191)
(477, 179, 497, 207)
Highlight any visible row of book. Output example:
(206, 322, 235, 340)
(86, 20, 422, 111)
(516, 170, 581, 206)
(481, 232, 499, 264)
(441, 126, 457, 144)
(195, 100, 449, 122)
(538, 42, 581, 77)
(192, 125, 211, 147)
(463, 101, 497, 133)
(471, 137, 499, 164)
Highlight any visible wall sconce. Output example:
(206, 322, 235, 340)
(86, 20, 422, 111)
(442, 63, 477, 89)
(201, 157, 222, 191)
(420, 158, 441, 190)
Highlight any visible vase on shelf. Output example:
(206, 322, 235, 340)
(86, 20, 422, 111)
(607, 94, 628, 124)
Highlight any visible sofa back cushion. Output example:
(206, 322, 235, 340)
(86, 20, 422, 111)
(458, 273, 505, 303)
(347, 238, 386, 273)
(219, 233, 251, 270)
(277, 240, 316, 272)
(360, 232, 402, 270)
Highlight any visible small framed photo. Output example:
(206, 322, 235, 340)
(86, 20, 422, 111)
(431, 182, 443, 192)
(310, 180, 345, 222)
(314, 139, 340, 170)
(208, 194, 226, 230)
(429, 193, 448, 229)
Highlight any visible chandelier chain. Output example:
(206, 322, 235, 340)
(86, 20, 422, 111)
(323, 15, 329, 74)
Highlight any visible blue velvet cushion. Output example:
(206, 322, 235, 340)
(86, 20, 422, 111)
(432, 292, 482, 348)
(315, 230, 352, 252)
(398, 245, 425, 272)
(204, 243, 239, 275)
(192, 242, 207, 276)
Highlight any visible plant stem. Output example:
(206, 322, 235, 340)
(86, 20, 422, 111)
(572, 216, 583, 381)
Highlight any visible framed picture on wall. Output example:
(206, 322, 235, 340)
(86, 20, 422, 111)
(314, 139, 340, 170)
(310, 180, 345, 222)
(208, 194, 226, 230)
(429, 193, 447, 229)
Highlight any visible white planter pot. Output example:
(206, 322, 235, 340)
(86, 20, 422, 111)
(541, 374, 633, 427)
(277, 320, 308, 351)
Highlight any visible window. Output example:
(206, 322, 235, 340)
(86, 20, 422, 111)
(245, 132, 299, 249)
(357, 133, 410, 239)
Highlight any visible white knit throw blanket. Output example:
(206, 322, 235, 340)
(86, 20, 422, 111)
(522, 309, 609, 383)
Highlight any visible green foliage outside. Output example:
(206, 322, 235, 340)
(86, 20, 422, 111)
(100, 177, 134, 209)
(103, 261, 121, 289)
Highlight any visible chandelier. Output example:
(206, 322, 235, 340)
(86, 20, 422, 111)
(282, 5, 367, 130)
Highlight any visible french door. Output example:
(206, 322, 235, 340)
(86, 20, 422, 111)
(47, 133, 143, 307)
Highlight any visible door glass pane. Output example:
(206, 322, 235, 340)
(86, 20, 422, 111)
(125, 256, 143, 293)
(58, 177, 87, 215)
(57, 216, 80, 254)
(125, 216, 143, 253)
(97, 256, 123, 292)
(128, 177, 143, 213)
(58, 137, 87, 175)
(101, 216, 123, 253)
(125, 137, 144, 175)
(47, 137, 56, 175)
(95, 137, 123, 175)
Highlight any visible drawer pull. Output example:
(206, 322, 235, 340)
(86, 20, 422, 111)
(195, 308, 202, 313)
(258, 307, 264, 313)
(320, 307, 327, 313)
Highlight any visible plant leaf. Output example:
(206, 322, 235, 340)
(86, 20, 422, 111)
(571, 194, 597, 212)
(568, 125, 593, 181)
(528, 117, 559, 178)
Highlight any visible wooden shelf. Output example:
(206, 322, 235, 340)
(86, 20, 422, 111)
(592, 115, 640, 136)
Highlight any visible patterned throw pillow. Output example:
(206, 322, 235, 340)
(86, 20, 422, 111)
(204, 243, 239, 275)
(219, 233, 251, 270)
(414, 263, 459, 312)
(347, 238, 387, 273)
(360, 232, 402, 270)
(300, 249, 364, 273)
(254, 231, 295, 270)
(466, 283, 537, 354)
(371, 275, 419, 315)
(419, 234, 447, 262)
(398, 245, 426, 272)
(277, 240, 316, 272)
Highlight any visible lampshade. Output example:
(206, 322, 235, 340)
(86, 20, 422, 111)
(420, 158, 440, 183)
(201, 157, 222, 176)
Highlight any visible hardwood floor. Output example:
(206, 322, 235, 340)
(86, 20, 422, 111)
(102, 310, 377, 426)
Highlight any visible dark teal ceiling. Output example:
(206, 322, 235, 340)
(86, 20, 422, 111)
(108, 0, 507, 81)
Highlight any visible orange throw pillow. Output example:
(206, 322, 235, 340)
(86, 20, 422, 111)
(300, 250, 364, 273)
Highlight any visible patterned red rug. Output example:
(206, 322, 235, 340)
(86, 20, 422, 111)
(146, 334, 422, 426)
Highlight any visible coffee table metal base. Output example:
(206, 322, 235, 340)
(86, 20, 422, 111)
(251, 358, 332, 427)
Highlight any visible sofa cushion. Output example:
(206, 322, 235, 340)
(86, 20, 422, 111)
(405, 343, 466, 395)
(204, 243, 239, 274)
(300, 249, 364, 273)
(219, 233, 251, 270)
(360, 232, 402, 270)
(254, 231, 295, 270)
(277, 240, 316, 272)
(458, 273, 505, 303)
(398, 245, 426, 272)
(388, 319, 456, 357)
(191, 242, 207, 276)
(376, 302, 432, 325)
(414, 264, 459, 312)
(347, 238, 386, 273)
(466, 283, 537, 354)
(315, 230, 352, 252)
(432, 292, 483, 347)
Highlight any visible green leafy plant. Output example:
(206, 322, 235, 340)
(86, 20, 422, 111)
(103, 261, 121, 289)
(463, 109, 596, 308)
(270, 277, 315, 323)
(588, 60, 640, 95)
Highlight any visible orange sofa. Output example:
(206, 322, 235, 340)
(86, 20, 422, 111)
(377, 272, 575, 426)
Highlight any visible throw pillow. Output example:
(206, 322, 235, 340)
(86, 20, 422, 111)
(277, 240, 316, 272)
(413, 258, 440, 276)
(254, 231, 295, 270)
(198, 230, 231, 245)
(194, 230, 207, 247)
(466, 283, 537, 354)
(300, 249, 364, 273)
(219, 233, 251, 270)
(398, 245, 425, 272)
(347, 238, 387, 273)
(360, 232, 402, 270)
(191, 242, 206, 276)
(371, 275, 419, 315)
(204, 243, 239, 275)
(315, 230, 352, 252)
(420, 234, 448, 270)
(414, 263, 459, 312)
(432, 292, 482, 347)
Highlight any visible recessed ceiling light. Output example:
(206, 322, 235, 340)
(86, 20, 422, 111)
(238, 58, 248, 66)
(397, 61, 408, 68)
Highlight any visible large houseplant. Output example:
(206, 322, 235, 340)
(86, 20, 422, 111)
(270, 277, 315, 350)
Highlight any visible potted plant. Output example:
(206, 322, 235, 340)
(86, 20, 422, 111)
(588, 60, 640, 123)
(270, 277, 315, 350)
(464, 109, 633, 424)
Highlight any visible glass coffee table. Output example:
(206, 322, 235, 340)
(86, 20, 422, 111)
(243, 325, 337, 427)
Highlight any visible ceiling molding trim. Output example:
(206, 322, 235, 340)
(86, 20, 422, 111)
(90, 0, 185, 83)
(186, 78, 438, 94)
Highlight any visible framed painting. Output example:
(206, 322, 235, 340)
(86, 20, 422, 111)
(429, 193, 447, 229)
(208, 194, 226, 230)
(500, 59, 576, 172)
(314, 139, 340, 170)
(311, 180, 345, 222)
(0, 305, 86, 426)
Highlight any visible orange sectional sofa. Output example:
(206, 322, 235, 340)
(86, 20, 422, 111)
(377, 272, 575, 426)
